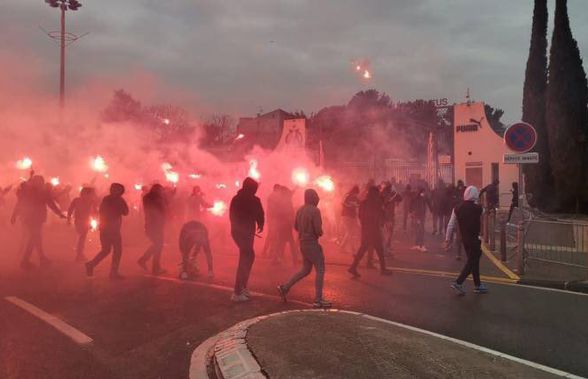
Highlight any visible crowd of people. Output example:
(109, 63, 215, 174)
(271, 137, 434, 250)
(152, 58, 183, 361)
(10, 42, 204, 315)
(4, 170, 517, 306)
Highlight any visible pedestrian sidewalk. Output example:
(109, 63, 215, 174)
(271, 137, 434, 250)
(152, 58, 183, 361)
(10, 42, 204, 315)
(204, 310, 566, 379)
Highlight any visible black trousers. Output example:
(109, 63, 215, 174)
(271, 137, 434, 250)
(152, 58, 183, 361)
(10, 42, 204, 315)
(456, 241, 482, 286)
(351, 228, 386, 272)
(232, 233, 255, 295)
(88, 230, 122, 274)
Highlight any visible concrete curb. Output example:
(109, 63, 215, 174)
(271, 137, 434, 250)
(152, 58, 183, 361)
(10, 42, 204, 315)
(517, 279, 588, 294)
(190, 308, 585, 379)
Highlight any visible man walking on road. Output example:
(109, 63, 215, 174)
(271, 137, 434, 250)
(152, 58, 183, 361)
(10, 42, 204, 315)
(138, 184, 168, 275)
(348, 186, 393, 278)
(445, 186, 488, 295)
(86, 183, 129, 279)
(230, 177, 265, 302)
(278, 189, 331, 308)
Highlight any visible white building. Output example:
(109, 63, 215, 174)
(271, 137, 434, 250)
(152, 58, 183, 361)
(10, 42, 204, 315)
(453, 101, 518, 208)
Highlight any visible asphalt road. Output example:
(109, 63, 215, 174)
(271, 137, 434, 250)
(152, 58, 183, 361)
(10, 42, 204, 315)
(1, 223, 587, 378)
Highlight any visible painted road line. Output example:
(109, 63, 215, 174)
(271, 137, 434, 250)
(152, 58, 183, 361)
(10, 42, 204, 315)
(387, 266, 517, 284)
(4, 296, 93, 345)
(481, 243, 521, 281)
(145, 274, 314, 308)
(356, 311, 584, 379)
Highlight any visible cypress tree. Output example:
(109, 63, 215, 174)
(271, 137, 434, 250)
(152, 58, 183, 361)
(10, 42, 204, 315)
(522, 0, 551, 210)
(546, 0, 588, 212)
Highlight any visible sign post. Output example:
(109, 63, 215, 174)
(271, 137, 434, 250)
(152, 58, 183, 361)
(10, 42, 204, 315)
(504, 122, 538, 209)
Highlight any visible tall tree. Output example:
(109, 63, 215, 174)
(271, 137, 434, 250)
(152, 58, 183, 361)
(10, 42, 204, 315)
(546, 0, 588, 211)
(522, 0, 552, 210)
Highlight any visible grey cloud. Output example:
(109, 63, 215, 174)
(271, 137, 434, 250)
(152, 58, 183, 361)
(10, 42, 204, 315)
(2, 0, 588, 121)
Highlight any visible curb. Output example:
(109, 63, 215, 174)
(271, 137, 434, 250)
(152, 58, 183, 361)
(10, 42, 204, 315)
(517, 279, 588, 294)
(190, 309, 585, 379)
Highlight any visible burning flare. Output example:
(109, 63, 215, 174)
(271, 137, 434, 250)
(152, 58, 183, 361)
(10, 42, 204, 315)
(90, 218, 99, 231)
(314, 175, 335, 192)
(208, 200, 227, 216)
(16, 157, 33, 170)
(50, 177, 60, 187)
(161, 162, 179, 184)
(91, 156, 108, 173)
(363, 69, 371, 79)
(248, 159, 261, 181)
(134, 184, 143, 191)
(291, 168, 310, 187)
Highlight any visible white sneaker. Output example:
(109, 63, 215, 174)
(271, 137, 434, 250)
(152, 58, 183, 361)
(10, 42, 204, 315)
(241, 288, 251, 297)
(411, 245, 421, 251)
(420, 246, 428, 252)
(231, 293, 250, 302)
(451, 282, 466, 296)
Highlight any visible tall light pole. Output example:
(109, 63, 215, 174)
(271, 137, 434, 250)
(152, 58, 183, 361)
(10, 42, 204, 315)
(43, 0, 82, 110)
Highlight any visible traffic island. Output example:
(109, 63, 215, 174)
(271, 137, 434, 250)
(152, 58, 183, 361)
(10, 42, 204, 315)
(196, 309, 574, 379)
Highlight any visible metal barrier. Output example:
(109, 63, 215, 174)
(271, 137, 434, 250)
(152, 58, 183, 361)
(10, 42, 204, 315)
(523, 219, 588, 268)
(484, 206, 588, 276)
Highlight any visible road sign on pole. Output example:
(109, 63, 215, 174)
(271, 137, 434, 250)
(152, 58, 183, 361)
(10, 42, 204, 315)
(504, 122, 537, 153)
(504, 152, 539, 164)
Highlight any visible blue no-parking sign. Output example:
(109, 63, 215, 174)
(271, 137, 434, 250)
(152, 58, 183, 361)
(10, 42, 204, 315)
(504, 122, 537, 153)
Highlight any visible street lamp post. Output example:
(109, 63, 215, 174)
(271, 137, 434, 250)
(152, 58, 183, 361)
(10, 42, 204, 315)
(44, 0, 82, 110)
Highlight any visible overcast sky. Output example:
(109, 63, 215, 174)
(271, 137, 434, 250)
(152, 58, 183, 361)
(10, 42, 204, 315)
(2, 0, 587, 123)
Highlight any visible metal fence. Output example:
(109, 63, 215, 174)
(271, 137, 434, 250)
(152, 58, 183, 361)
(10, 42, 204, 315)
(484, 207, 588, 277)
(523, 219, 588, 268)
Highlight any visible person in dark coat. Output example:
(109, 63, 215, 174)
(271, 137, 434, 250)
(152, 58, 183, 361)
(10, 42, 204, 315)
(410, 187, 432, 252)
(12, 175, 66, 270)
(138, 184, 168, 275)
(67, 186, 98, 262)
(480, 179, 500, 211)
(507, 182, 519, 223)
(381, 182, 402, 254)
(348, 186, 393, 278)
(85, 183, 129, 279)
(339, 185, 360, 254)
(402, 184, 413, 231)
(229, 177, 265, 302)
(445, 186, 488, 295)
(178, 220, 213, 280)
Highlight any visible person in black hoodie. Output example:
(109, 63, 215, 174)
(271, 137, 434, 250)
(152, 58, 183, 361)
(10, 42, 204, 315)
(348, 186, 393, 278)
(67, 186, 98, 262)
(445, 185, 488, 295)
(138, 184, 168, 275)
(12, 175, 66, 270)
(229, 177, 265, 302)
(85, 183, 129, 279)
(507, 182, 519, 223)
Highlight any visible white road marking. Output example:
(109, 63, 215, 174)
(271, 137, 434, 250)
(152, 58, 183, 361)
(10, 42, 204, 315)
(356, 311, 585, 379)
(145, 274, 313, 308)
(4, 296, 93, 345)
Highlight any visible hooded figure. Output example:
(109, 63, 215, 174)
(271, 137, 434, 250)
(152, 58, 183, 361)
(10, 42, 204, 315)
(348, 186, 393, 277)
(445, 186, 488, 295)
(68, 186, 98, 262)
(138, 184, 168, 275)
(229, 177, 265, 302)
(86, 183, 129, 279)
(278, 189, 331, 308)
(12, 175, 65, 270)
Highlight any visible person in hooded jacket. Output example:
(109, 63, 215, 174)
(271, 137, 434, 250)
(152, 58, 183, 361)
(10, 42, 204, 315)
(445, 186, 488, 295)
(348, 186, 393, 278)
(67, 186, 98, 262)
(229, 177, 265, 302)
(85, 183, 129, 279)
(138, 184, 168, 275)
(277, 189, 331, 308)
(410, 187, 432, 252)
(11, 175, 66, 270)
